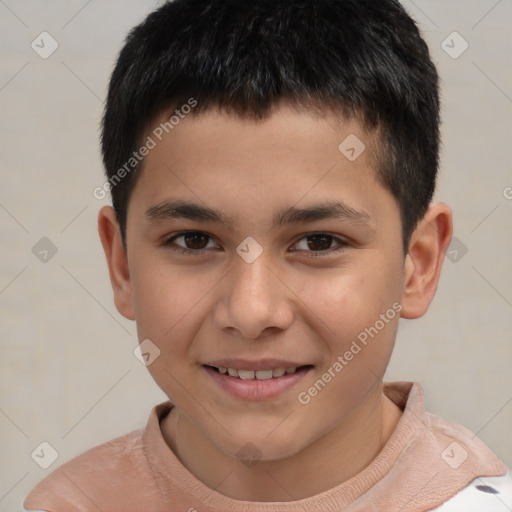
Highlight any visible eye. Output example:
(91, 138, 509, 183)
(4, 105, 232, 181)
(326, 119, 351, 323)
(162, 231, 219, 255)
(162, 231, 348, 257)
(292, 233, 347, 257)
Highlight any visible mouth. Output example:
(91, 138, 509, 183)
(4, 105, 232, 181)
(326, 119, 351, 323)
(202, 363, 314, 400)
(205, 364, 311, 380)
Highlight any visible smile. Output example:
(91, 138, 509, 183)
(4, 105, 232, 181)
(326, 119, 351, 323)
(209, 365, 301, 380)
(202, 364, 314, 400)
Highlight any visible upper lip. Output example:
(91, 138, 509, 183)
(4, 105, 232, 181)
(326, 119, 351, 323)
(203, 359, 311, 371)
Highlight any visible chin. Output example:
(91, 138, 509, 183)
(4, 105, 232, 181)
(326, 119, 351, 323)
(213, 425, 308, 464)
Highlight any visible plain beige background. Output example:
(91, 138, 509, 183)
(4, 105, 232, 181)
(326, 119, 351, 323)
(1, 0, 511, 509)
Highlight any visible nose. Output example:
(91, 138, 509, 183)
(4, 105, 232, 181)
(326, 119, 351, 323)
(213, 252, 294, 340)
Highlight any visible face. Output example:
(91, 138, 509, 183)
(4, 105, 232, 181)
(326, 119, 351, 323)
(123, 103, 406, 461)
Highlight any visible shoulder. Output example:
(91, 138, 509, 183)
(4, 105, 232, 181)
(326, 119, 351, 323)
(432, 470, 512, 511)
(23, 428, 156, 511)
(380, 382, 510, 511)
(423, 401, 510, 510)
(425, 407, 506, 476)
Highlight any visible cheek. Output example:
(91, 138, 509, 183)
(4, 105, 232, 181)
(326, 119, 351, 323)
(294, 264, 395, 338)
(130, 264, 215, 400)
(293, 261, 400, 393)
(131, 261, 215, 340)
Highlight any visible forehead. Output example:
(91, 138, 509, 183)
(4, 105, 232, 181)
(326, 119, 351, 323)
(145, 103, 381, 168)
(130, 103, 394, 232)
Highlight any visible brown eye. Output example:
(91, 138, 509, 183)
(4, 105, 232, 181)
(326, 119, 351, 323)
(292, 233, 347, 258)
(183, 232, 209, 249)
(306, 234, 334, 251)
(163, 231, 219, 254)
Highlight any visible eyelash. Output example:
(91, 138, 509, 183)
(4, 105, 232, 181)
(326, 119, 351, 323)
(162, 231, 348, 258)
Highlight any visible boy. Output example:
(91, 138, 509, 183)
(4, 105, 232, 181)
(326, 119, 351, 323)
(23, 0, 511, 510)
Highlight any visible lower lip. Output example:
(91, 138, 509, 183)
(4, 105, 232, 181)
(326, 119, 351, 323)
(203, 365, 313, 401)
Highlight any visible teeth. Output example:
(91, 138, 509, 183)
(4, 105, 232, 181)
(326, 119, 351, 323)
(215, 366, 301, 379)
(272, 367, 286, 377)
(238, 369, 255, 380)
(255, 370, 273, 380)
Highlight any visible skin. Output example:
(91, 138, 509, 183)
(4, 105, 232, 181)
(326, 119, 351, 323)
(98, 103, 453, 501)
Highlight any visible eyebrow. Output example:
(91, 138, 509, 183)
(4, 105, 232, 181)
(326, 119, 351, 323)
(145, 199, 373, 230)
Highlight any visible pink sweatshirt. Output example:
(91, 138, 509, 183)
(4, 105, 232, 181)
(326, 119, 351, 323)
(23, 381, 510, 511)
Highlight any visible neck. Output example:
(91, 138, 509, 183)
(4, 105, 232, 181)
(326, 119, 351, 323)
(162, 382, 403, 501)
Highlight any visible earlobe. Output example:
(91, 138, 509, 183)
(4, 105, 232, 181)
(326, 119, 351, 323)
(400, 203, 453, 319)
(97, 206, 136, 321)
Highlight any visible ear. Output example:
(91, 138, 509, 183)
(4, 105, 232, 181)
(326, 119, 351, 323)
(98, 206, 135, 321)
(400, 203, 453, 319)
